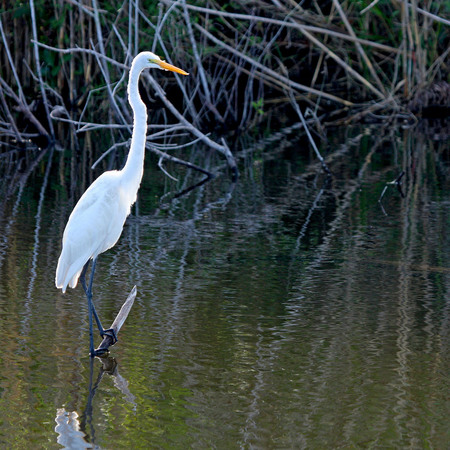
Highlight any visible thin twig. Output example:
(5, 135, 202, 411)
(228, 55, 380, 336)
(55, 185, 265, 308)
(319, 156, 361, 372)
(146, 72, 237, 172)
(149, 144, 215, 178)
(29, 0, 55, 138)
(405, 2, 450, 26)
(194, 23, 354, 106)
(30, 41, 128, 69)
(332, 0, 387, 98)
(287, 89, 331, 174)
(162, 1, 401, 53)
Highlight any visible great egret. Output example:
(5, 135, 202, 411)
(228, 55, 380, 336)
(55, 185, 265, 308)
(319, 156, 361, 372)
(55, 52, 188, 356)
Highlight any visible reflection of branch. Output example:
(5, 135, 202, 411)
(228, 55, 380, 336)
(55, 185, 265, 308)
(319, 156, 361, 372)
(289, 132, 387, 283)
(158, 175, 236, 218)
(22, 148, 54, 338)
(378, 170, 405, 215)
(157, 175, 214, 207)
(0, 147, 50, 274)
(292, 179, 330, 256)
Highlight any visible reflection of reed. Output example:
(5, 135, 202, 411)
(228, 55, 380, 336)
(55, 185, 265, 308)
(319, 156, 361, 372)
(1, 146, 54, 351)
(391, 129, 424, 444)
(0, 145, 50, 276)
(23, 148, 54, 324)
(233, 127, 449, 446)
(240, 323, 285, 446)
(233, 133, 388, 446)
(1, 126, 448, 447)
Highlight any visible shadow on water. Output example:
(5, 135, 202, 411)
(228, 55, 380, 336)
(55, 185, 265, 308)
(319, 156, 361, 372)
(0, 122, 449, 447)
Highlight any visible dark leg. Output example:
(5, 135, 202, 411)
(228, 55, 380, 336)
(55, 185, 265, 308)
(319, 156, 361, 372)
(80, 259, 98, 356)
(87, 282, 95, 356)
(87, 259, 118, 344)
(80, 258, 118, 356)
(80, 258, 104, 335)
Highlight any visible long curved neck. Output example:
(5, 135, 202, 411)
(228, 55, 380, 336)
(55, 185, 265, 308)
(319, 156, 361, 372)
(121, 61, 148, 197)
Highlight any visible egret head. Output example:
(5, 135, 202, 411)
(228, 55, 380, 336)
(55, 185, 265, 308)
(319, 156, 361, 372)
(133, 51, 189, 75)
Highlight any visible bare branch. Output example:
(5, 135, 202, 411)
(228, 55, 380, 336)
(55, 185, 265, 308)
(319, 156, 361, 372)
(95, 286, 137, 355)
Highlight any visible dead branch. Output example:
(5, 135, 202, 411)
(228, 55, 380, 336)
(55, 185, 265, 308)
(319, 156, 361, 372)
(94, 286, 137, 355)
(193, 23, 354, 107)
(163, 1, 401, 53)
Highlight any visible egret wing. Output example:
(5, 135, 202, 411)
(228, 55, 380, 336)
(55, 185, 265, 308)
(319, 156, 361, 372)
(55, 171, 130, 291)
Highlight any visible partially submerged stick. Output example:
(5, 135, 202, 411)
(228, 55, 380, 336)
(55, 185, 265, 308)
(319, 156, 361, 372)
(95, 286, 137, 356)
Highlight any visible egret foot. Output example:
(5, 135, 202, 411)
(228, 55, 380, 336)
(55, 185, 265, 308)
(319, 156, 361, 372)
(92, 347, 109, 357)
(101, 328, 118, 345)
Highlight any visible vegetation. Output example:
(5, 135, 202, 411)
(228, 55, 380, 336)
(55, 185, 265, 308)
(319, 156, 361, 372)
(0, 1, 448, 168)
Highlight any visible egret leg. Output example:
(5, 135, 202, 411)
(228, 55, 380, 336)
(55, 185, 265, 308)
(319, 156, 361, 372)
(80, 258, 118, 355)
(80, 258, 104, 335)
(86, 259, 118, 344)
(87, 283, 95, 356)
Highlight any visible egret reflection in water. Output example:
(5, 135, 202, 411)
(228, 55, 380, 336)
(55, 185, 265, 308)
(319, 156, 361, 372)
(55, 356, 136, 448)
(0, 123, 448, 448)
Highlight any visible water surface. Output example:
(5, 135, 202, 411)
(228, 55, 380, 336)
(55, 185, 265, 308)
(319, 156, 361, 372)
(0, 125, 448, 448)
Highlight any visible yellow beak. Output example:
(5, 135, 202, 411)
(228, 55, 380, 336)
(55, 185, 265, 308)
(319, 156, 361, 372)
(155, 59, 189, 76)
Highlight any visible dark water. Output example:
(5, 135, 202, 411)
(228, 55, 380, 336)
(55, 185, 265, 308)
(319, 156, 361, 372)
(0, 125, 449, 448)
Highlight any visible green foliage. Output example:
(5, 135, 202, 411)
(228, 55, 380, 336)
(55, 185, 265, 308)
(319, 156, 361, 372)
(251, 98, 264, 115)
(0, 0, 448, 137)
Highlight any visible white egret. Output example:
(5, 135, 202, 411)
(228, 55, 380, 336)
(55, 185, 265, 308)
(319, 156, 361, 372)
(55, 52, 188, 356)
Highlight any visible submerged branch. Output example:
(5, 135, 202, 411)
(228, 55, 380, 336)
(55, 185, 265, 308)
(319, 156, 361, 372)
(149, 144, 215, 178)
(95, 286, 137, 355)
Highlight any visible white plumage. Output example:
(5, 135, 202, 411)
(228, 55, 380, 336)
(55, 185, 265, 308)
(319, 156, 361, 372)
(55, 52, 188, 297)
(56, 171, 129, 291)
